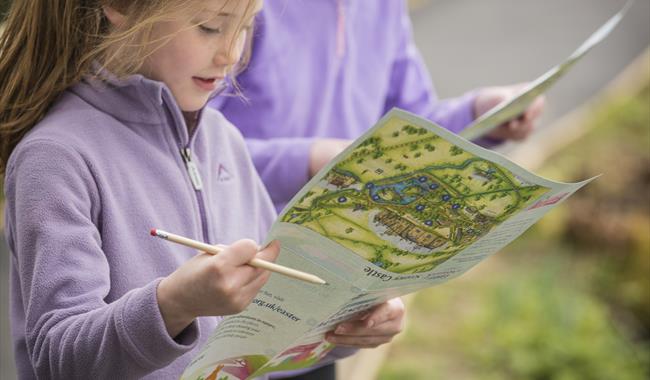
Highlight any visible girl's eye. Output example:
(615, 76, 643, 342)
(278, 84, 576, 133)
(199, 25, 221, 34)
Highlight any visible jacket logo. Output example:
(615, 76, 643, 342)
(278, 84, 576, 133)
(217, 164, 232, 182)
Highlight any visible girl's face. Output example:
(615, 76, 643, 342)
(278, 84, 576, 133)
(141, 0, 261, 112)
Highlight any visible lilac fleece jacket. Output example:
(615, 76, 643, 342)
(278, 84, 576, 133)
(3, 75, 352, 379)
(211, 0, 479, 211)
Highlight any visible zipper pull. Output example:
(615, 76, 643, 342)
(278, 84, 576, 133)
(180, 148, 203, 190)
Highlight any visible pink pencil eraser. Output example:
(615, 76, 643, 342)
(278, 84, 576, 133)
(150, 228, 157, 237)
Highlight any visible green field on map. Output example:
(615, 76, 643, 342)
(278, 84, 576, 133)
(282, 118, 549, 274)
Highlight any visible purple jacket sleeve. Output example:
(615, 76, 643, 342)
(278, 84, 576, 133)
(5, 141, 199, 379)
(245, 137, 315, 212)
(383, 1, 477, 134)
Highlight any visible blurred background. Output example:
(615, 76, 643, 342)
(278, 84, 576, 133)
(1, 0, 649, 379)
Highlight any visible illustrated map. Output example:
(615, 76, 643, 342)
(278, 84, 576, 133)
(282, 118, 549, 274)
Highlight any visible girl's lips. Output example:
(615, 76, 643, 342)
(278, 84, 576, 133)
(192, 76, 221, 91)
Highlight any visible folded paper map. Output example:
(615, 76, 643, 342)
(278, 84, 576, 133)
(181, 109, 595, 380)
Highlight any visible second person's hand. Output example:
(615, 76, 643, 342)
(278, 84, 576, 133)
(473, 83, 546, 142)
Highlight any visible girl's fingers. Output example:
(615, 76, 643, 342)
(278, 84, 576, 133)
(325, 332, 396, 348)
(203, 239, 277, 293)
(240, 268, 272, 292)
(212, 239, 279, 275)
(237, 240, 279, 287)
(368, 298, 405, 325)
(332, 297, 405, 336)
(326, 305, 405, 348)
(218, 239, 260, 266)
(332, 317, 402, 337)
(241, 249, 276, 290)
(256, 240, 281, 262)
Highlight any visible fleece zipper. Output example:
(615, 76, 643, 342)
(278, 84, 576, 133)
(180, 145, 211, 244)
(161, 89, 211, 244)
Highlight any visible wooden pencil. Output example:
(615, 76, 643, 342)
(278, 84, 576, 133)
(150, 228, 327, 285)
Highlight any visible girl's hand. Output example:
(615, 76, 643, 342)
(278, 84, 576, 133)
(325, 297, 405, 348)
(157, 239, 280, 338)
(473, 84, 546, 142)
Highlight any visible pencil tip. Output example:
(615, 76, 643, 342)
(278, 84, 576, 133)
(150, 228, 157, 237)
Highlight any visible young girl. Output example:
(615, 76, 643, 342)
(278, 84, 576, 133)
(0, 1, 404, 379)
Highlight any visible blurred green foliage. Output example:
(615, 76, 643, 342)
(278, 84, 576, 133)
(460, 268, 648, 380)
(539, 82, 650, 338)
(379, 81, 650, 379)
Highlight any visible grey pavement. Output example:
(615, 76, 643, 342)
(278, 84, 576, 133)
(1, 1, 649, 379)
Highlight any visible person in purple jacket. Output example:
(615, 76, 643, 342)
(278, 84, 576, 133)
(211, 0, 545, 212)
(0, 1, 404, 379)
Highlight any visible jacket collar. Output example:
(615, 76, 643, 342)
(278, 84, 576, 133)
(69, 65, 204, 147)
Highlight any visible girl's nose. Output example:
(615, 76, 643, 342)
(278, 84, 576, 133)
(213, 48, 239, 67)
(213, 36, 244, 68)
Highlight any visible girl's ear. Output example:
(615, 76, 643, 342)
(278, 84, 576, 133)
(102, 6, 126, 28)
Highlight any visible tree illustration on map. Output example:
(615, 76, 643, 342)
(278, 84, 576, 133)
(281, 118, 550, 274)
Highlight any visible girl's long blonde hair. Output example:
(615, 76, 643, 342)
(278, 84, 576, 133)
(0, 0, 256, 175)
